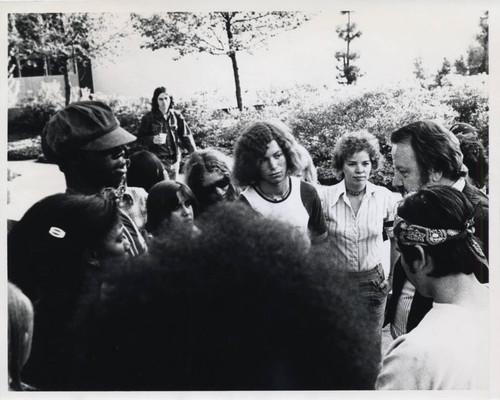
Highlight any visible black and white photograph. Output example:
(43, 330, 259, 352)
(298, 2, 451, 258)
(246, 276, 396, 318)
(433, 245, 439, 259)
(3, 0, 498, 398)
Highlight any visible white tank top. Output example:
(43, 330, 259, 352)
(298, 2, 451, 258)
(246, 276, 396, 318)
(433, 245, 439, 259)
(242, 176, 310, 235)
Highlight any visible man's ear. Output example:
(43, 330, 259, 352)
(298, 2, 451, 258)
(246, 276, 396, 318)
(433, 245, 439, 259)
(59, 152, 84, 173)
(428, 169, 443, 184)
(413, 244, 432, 273)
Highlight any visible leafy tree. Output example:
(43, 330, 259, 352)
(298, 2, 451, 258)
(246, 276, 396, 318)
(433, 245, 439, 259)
(8, 13, 128, 105)
(434, 57, 451, 87)
(453, 11, 488, 76)
(131, 12, 311, 111)
(474, 11, 488, 74)
(413, 57, 426, 80)
(335, 11, 362, 85)
(454, 56, 468, 75)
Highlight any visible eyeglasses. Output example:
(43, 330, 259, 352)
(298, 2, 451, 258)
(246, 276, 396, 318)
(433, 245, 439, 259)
(204, 175, 230, 190)
(99, 146, 127, 160)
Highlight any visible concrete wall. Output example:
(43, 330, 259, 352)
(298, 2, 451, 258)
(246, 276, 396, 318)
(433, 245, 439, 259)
(15, 73, 79, 99)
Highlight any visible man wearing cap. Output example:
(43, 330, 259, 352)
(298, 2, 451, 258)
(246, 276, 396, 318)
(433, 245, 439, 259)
(376, 186, 489, 390)
(42, 101, 147, 257)
(385, 120, 488, 340)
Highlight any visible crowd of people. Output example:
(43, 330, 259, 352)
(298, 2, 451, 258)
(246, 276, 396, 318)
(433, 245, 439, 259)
(7, 86, 489, 391)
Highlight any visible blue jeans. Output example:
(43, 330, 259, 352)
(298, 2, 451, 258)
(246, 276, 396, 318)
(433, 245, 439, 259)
(346, 263, 388, 358)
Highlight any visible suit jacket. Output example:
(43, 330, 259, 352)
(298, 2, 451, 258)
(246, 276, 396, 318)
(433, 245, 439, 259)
(385, 181, 489, 332)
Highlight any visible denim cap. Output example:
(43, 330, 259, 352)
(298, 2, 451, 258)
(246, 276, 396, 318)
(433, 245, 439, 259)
(43, 101, 136, 159)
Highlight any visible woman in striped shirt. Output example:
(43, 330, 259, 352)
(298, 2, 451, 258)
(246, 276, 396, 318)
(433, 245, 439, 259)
(321, 130, 400, 357)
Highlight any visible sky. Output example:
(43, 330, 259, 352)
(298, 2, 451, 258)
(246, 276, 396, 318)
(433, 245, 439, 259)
(89, 3, 488, 106)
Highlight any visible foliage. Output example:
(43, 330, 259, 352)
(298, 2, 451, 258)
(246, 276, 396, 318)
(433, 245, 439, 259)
(453, 11, 488, 76)
(434, 58, 451, 87)
(8, 81, 65, 142)
(454, 56, 468, 75)
(8, 13, 129, 105)
(131, 11, 311, 110)
(7, 137, 43, 161)
(335, 11, 362, 85)
(9, 78, 488, 190)
(92, 92, 150, 136)
(438, 74, 489, 148)
(413, 57, 426, 80)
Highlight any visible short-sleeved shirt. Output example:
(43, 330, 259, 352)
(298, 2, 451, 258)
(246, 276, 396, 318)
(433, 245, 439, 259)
(240, 176, 327, 242)
(321, 180, 400, 272)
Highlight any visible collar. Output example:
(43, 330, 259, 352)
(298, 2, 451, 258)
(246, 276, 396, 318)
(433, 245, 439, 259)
(452, 177, 466, 192)
(66, 186, 134, 204)
(329, 180, 376, 207)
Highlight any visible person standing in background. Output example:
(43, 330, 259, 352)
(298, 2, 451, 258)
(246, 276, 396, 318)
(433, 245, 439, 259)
(137, 87, 197, 180)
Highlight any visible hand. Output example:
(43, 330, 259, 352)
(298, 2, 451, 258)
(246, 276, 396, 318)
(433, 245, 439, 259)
(380, 277, 393, 294)
(152, 133, 166, 145)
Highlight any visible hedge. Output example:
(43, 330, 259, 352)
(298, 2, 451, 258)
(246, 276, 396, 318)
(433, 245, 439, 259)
(8, 74, 488, 188)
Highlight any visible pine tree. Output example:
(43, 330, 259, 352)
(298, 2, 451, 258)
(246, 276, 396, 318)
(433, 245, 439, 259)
(435, 58, 451, 87)
(335, 11, 362, 85)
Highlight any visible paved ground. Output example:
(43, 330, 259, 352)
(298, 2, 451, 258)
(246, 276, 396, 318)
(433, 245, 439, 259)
(7, 160, 66, 222)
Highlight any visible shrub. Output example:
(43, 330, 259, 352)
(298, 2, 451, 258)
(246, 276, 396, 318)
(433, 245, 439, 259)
(8, 76, 488, 187)
(8, 82, 64, 142)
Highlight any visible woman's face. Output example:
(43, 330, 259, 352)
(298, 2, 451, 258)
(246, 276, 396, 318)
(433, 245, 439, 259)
(342, 150, 372, 188)
(258, 140, 287, 185)
(170, 191, 194, 228)
(157, 92, 171, 114)
(100, 222, 131, 261)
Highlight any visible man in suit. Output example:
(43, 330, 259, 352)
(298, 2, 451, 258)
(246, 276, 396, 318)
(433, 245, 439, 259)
(385, 120, 488, 338)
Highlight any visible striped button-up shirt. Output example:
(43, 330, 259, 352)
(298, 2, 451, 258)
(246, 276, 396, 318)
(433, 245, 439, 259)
(321, 180, 401, 272)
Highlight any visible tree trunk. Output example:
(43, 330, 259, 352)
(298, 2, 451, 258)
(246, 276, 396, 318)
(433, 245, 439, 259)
(229, 52, 243, 111)
(63, 58, 71, 106)
(16, 56, 22, 78)
(224, 14, 243, 111)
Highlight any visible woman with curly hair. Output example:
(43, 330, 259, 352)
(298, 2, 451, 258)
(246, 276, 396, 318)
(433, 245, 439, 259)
(322, 130, 401, 355)
(233, 120, 327, 246)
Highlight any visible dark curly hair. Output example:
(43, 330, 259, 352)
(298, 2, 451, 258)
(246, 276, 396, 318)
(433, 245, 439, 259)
(332, 130, 381, 179)
(72, 202, 379, 390)
(233, 120, 302, 187)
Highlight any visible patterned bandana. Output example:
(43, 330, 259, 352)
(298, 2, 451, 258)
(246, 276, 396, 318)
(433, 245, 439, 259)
(394, 213, 488, 267)
(393, 214, 474, 246)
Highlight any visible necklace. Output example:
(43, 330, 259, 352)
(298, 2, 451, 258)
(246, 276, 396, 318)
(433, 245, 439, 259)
(346, 187, 365, 196)
(257, 179, 291, 203)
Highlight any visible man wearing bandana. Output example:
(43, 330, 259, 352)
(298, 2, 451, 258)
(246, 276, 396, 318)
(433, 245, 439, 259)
(376, 186, 488, 390)
(385, 121, 488, 339)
